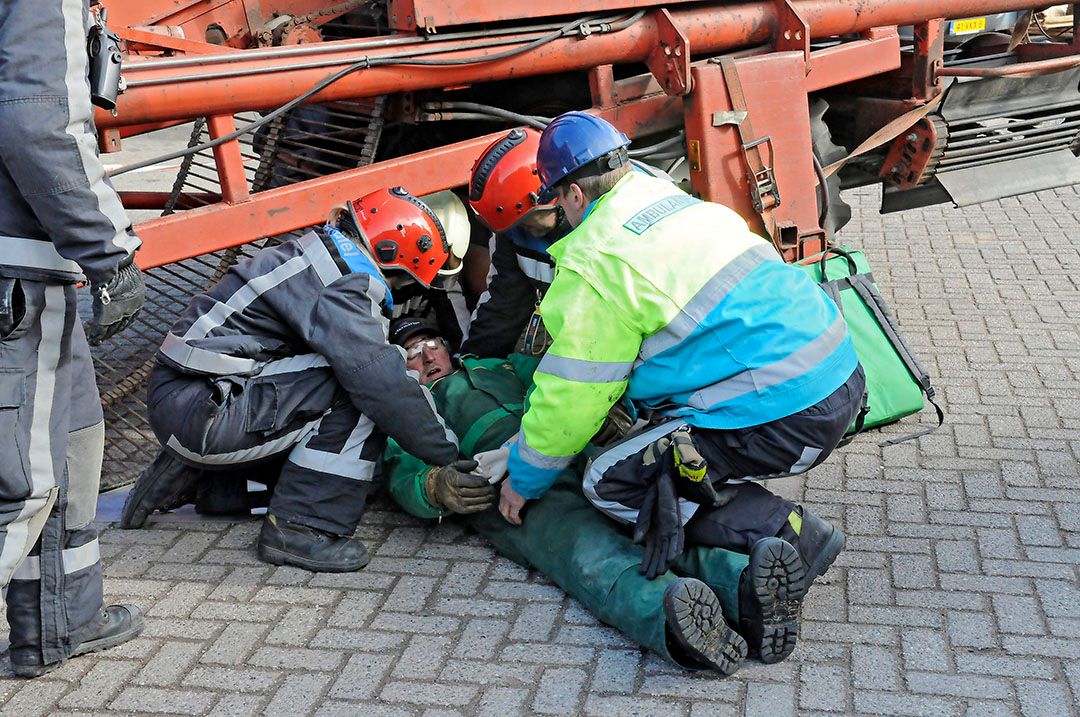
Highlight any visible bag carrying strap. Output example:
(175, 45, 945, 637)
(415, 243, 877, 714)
(817, 246, 945, 445)
(718, 58, 784, 255)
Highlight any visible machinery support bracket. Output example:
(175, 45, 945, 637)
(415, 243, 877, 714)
(773, 0, 810, 65)
(645, 9, 691, 96)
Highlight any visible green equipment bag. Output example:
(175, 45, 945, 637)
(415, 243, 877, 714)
(800, 246, 944, 445)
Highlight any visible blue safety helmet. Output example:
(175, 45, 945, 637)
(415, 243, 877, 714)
(536, 112, 630, 202)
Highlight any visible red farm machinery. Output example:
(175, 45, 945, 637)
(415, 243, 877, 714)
(91, 0, 1080, 485)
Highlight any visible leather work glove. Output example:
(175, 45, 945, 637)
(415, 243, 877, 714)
(425, 458, 496, 515)
(590, 400, 636, 447)
(0, 278, 21, 338)
(633, 440, 685, 579)
(88, 253, 146, 346)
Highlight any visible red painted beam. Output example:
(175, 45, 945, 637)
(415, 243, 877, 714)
(133, 90, 682, 269)
(100, 0, 1064, 129)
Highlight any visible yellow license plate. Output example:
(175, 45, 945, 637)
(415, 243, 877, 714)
(951, 17, 987, 34)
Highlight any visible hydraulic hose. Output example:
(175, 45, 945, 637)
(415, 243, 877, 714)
(108, 11, 645, 178)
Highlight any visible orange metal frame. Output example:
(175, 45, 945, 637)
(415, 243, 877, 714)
(109, 0, 1076, 269)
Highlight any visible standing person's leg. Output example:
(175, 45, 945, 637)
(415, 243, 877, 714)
(4, 283, 141, 677)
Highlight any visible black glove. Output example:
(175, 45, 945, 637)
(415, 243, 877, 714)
(669, 428, 739, 508)
(88, 254, 145, 345)
(591, 400, 636, 447)
(0, 278, 22, 339)
(633, 444, 684, 580)
(425, 458, 496, 515)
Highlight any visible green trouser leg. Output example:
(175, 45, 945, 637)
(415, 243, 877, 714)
(465, 473, 748, 663)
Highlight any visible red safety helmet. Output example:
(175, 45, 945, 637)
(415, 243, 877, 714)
(348, 187, 450, 288)
(469, 128, 556, 233)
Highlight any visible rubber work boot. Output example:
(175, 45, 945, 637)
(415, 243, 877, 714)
(663, 578, 747, 676)
(739, 537, 806, 663)
(11, 604, 145, 678)
(120, 450, 202, 529)
(257, 515, 370, 572)
(779, 506, 846, 587)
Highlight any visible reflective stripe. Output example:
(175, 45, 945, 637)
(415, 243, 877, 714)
(537, 354, 633, 384)
(0, 236, 83, 275)
(288, 415, 378, 481)
(181, 254, 312, 342)
(789, 446, 822, 474)
(0, 286, 65, 583)
(464, 232, 501, 340)
(517, 255, 554, 284)
(161, 249, 321, 374)
(246, 481, 268, 492)
(517, 433, 574, 471)
(299, 231, 344, 287)
(11, 538, 100, 582)
(582, 419, 700, 526)
(257, 354, 330, 377)
(639, 244, 777, 361)
(159, 333, 261, 376)
(166, 420, 320, 466)
(688, 315, 848, 409)
(61, 0, 140, 258)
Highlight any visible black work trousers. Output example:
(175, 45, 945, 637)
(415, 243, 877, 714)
(147, 354, 385, 536)
(584, 366, 865, 553)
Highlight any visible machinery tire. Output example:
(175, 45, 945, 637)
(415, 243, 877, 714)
(809, 98, 852, 238)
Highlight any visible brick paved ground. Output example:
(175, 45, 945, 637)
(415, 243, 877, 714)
(1, 185, 1078, 716)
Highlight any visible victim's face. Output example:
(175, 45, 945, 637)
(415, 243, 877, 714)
(404, 335, 453, 385)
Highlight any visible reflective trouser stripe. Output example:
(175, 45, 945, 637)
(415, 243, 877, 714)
(583, 419, 701, 527)
(0, 285, 65, 586)
(11, 538, 100, 582)
(288, 415, 378, 481)
(166, 421, 321, 467)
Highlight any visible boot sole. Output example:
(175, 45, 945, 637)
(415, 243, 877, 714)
(664, 579, 747, 676)
(744, 537, 806, 664)
(257, 543, 370, 573)
(805, 526, 846, 586)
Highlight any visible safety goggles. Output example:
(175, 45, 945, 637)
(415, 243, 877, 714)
(404, 337, 446, 360)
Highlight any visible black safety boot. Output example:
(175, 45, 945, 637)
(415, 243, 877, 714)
(663, 578, 747, 676)
(121, 450, 202, 529)
(739, 537, 806, 664)
(257, 515, 370, 572)
(11, 604, 144, 678)
(779, 506, 846, 587)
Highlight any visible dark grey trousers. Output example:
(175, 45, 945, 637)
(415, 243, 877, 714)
(584, 366, 865, 553)
(0, 280, 105, 668)
(147, 355, 385, 536)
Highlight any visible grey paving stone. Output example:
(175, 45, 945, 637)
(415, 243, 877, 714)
(744, 682, 795, 717)
(5, 184, 1080, 717)
(1015, 678, 1076, 717)
(262, 672, 331, 716)
(109, 686, 215, 714)
(476, 687, 528, 717)
(532, 666, 587, 714)
(208, 693, 269, 717)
